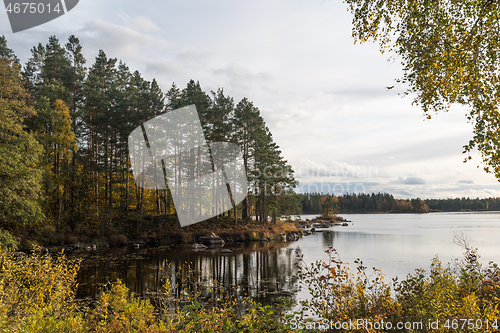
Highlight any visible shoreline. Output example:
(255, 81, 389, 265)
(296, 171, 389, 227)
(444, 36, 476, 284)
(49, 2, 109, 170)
(301, 209, 500, 215)
(22, 216, 305, 253)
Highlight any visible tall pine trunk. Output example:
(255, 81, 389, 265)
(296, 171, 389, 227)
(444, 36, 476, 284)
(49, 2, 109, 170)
(260, 182, 267, 224)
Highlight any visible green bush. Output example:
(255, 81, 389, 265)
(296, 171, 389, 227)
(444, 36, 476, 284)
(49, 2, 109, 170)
(0, 229, 19, 252)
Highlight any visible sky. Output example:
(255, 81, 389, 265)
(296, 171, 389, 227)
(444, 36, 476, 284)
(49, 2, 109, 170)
(1, 0, 499, 199)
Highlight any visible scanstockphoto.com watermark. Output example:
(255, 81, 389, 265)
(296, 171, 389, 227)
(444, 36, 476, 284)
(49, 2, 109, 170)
(4, 0, 79, 33)
(247, 161, 378, 197)
(246, 179, 368, 197)
(296, 181, 367, 197)
(294, 160, 379, 181)
(293, 160, 378, 197)
(289, 318, 423, 331)
(247, 160, 378, 183)
(288, 317, 499, 331)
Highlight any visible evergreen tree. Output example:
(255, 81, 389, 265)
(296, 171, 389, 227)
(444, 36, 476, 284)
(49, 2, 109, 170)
(181, 80, 211, 131)
(208, 88, 234, 143)
(64, 35, 87, 223)
(22, 42, 45, 102)
(233, 98, 263, 219)
(83, 50, 118, 225)
(65, 35, 86, 120)
(165, 83, 183, 111)
(42, 36, 72, 103)
(0, 36, 17, 61)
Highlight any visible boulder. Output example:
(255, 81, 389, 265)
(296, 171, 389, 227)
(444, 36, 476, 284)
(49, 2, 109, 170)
(198, 233, 225, 247)
(13, 251, 27, 258)
(84, 244, 96, 251)
(62, 244, 77, 253)
(128, 239, 146, 246)
(191, 243, 208, 250)
(37, 247, 49, 254)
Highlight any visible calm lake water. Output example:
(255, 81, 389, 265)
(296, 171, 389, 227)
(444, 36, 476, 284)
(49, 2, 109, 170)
(75, 211, 500, 302)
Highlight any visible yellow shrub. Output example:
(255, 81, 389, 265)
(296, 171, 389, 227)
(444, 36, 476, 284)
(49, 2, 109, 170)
(86, 280, 166, 333)
(0, 250, 81, 331)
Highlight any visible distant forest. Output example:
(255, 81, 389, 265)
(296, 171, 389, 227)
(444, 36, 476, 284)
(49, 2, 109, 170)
(299, 193, 500, 215)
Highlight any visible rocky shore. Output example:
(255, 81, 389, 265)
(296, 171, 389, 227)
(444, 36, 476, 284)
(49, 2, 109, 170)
(30, 220, 306, 254)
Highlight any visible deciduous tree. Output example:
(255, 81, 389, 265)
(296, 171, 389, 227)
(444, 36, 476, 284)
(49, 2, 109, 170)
(345, 0, 500, 178)
(0, 43, 44, 230)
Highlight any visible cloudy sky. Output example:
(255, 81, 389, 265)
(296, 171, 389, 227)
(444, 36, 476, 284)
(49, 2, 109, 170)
(2, 0, 499, 199)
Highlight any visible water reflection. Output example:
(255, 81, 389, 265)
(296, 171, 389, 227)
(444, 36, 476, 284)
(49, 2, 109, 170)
(73, 212, 500, 306)
(75, 241, 300, 305)
(322, 230, 335, 247)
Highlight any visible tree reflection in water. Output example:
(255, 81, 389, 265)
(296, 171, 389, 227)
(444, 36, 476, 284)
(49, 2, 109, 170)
(75, 241, 301, 305)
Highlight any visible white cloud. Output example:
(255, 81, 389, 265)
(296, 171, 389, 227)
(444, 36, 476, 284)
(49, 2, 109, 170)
(5, 0, 499, 199)
(118, 13, 160, 32)
(144, 58, 181, 76)
(77, 19, 171, 73)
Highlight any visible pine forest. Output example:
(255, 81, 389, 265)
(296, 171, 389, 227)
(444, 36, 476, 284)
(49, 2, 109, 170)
(0, 34, 302, 246)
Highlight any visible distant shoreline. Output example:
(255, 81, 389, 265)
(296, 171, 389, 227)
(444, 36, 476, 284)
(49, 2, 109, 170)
(300, 209, 500, 216)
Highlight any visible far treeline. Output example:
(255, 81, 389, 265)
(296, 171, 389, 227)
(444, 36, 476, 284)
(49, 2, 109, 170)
(0, 34, 302, 246)
(300, 193, 500, 215)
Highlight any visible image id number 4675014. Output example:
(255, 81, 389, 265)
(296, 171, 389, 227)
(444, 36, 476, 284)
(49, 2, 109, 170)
(6, 2, 62, 14)
(442, 318, 498, 330)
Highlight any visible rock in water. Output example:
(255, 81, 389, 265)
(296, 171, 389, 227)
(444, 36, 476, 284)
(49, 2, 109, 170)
(198, 233, 225, 247)
(191, 243, 208, 250)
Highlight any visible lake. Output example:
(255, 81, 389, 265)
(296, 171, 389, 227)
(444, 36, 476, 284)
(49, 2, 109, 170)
(298, 211, 500, 282)
(75, 211, 500, 303)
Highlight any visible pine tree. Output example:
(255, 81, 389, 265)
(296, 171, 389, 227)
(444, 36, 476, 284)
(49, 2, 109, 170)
(252, 125, 274, 224)
(22, 35, 87, 227)
(0, 36, 17, 61)
(165, 83, 183, 111)
(148, 78, 166, 213)
(113, 62, 133, 217)
(83, 50, 118, 225)
(65, 35, 86, 119)
(65, 35, 86, 224)
(233, 98, 263, 219)
(181, 80, 211, 131)
(43, 36, 72, 103)
(208, 88, 234, 143)
(22, 42, 45, 103)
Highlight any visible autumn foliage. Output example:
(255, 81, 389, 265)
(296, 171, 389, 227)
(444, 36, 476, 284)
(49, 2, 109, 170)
(293, 239, 500, 332)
